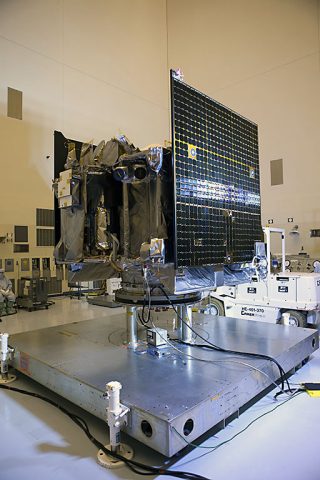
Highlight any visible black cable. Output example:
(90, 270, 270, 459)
(153, 285, 292, 393)
(137, 311, 148, 329)
(141, 300, 150, 325)
(0, 383, 211, 480)
(173, 390, 305, 457)
(140, 289, 150, 325)
(141, 284, 152, 325)
(273, 387, 305, 400)
(182, 341, 290, 392)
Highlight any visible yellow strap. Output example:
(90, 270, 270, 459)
(175, 138, 252, 169)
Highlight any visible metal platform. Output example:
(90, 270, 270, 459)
(9, 314, 318, 457)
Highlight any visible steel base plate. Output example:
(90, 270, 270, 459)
(0, 374, 16, 384)
(97, 444, 134, 469)
(9, 313, 319, 457)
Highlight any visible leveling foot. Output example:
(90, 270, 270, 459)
(0, 373, 16, 384)
(97, 381, 133, 468)
(97, 443, 134, 469)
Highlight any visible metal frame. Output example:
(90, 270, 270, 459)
(263, 227, 286, 275)
(170, 71, 262, 269)
(170, 70, 178, 268)
(10, 313, 318, 457)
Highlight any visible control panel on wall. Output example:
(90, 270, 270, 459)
(21, 258, 30, 272)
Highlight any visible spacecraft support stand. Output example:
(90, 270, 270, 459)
(97, 381, 134, 469)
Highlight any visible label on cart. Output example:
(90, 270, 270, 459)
(241, 306, 265, 317)
(247, 287, 256, 294)
(278, 286, 288, 293)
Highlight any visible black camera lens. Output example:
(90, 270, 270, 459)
(134, 166, 147, 180)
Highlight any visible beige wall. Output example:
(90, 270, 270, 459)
(1, 0, 320, 287)
(168, 0, 320, 256)
(0, 0, 168, 286)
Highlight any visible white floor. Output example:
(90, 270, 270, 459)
(0, 296, 124, 335)
(1, 298, 320, 480)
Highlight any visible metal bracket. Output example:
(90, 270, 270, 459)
(97, 381, 134, 469)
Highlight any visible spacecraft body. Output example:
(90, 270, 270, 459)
(53, 71, 262, 296)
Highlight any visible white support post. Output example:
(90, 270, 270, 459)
(264, 227, 272, 275)
(97, 381, 134, 469)
(107, 381, 123, 452)
(263, 227, 286, 275)
(0, 333, 16, 384)
(281, 231, 286, 273)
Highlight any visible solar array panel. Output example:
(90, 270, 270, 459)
(171, 72, 261, 268)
